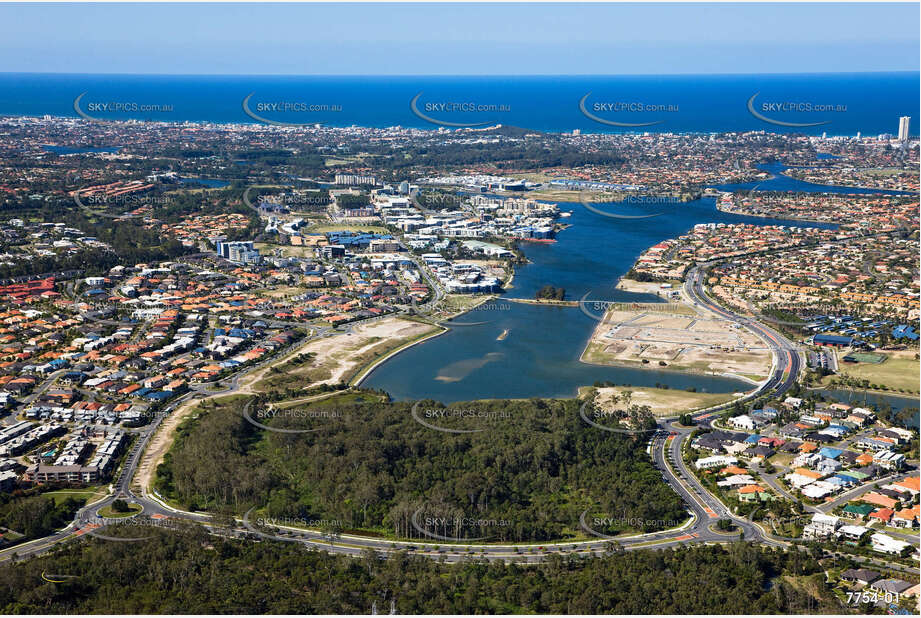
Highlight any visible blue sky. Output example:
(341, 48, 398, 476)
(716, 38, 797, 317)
(0, 2, 918, 75)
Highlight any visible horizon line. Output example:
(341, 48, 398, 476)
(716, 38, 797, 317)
(0, 70, 917, 78)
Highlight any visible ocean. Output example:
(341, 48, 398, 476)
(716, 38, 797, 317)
(0, 72, 917, 135)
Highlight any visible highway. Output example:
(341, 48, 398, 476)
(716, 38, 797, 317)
(683, 264, 802, 402)
(2, 264, 913, 574)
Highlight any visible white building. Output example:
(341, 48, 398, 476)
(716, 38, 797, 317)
(694, 455, 738, 470)
(898, 116, 910, 142)
(802, 513, 840, 539)
(873, 450, 905, 471)
(728, 414, 759, 431)
(837, 524, 870, 543)
(870, 533, 911, 555)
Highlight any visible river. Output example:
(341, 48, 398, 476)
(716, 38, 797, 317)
(362, 191, 842, 402)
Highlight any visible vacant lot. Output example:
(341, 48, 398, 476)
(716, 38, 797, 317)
(256, 317, 440, 392)
(585, 386, 741, 416)
(582, 308, 772, 379)
(615, 279, 683, 296)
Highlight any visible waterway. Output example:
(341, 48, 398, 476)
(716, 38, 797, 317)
(363, 194, 839, 402)
(713, 162, 913, 195)
(813, 388, 920, 428)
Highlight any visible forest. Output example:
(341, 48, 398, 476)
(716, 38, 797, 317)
(0, 527, 842, 614)
(155, 396, 686, 541)
(0, 493, 83, 542)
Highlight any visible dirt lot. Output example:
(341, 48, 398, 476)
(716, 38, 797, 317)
(256, 316, 440, 390)
(582, 308, 772, 379)
(589, 386, 742, 416)
(615, 279, 681, 296)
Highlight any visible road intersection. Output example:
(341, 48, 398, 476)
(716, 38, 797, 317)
(1, 265, 913, 576)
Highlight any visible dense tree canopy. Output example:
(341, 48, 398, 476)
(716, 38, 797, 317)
(0, 528, 839, 614)
(156, 396, 685, 541)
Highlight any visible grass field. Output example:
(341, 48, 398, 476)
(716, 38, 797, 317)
(42, 487, 108, 507)
(98, 502, 143, 518)
(826, 350, 920, 393)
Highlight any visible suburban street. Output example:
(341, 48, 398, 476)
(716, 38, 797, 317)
(0, 267, 913, 576)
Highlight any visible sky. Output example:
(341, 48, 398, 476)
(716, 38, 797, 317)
(0, 2, 918, 75)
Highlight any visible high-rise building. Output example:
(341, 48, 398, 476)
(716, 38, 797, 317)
(898, 116, 910, 142)
(215, 240, 259, 264)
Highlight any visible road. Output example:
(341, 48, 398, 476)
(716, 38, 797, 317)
(2, 264, 914, 575)
(683, 264, 802, 402)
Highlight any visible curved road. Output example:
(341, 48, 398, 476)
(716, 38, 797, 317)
(0, 264, 874, 568)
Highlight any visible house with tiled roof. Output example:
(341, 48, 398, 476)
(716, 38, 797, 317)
(860, 492, 898, 510)
(891, 506, 919, 529)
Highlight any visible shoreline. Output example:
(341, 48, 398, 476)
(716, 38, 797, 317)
(505, 297, 578, 307)
(807, 385, 920, 402)
(578, 350, 766, 386)
(715, 204, 837, 225)
(351, 323, 448, 387)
